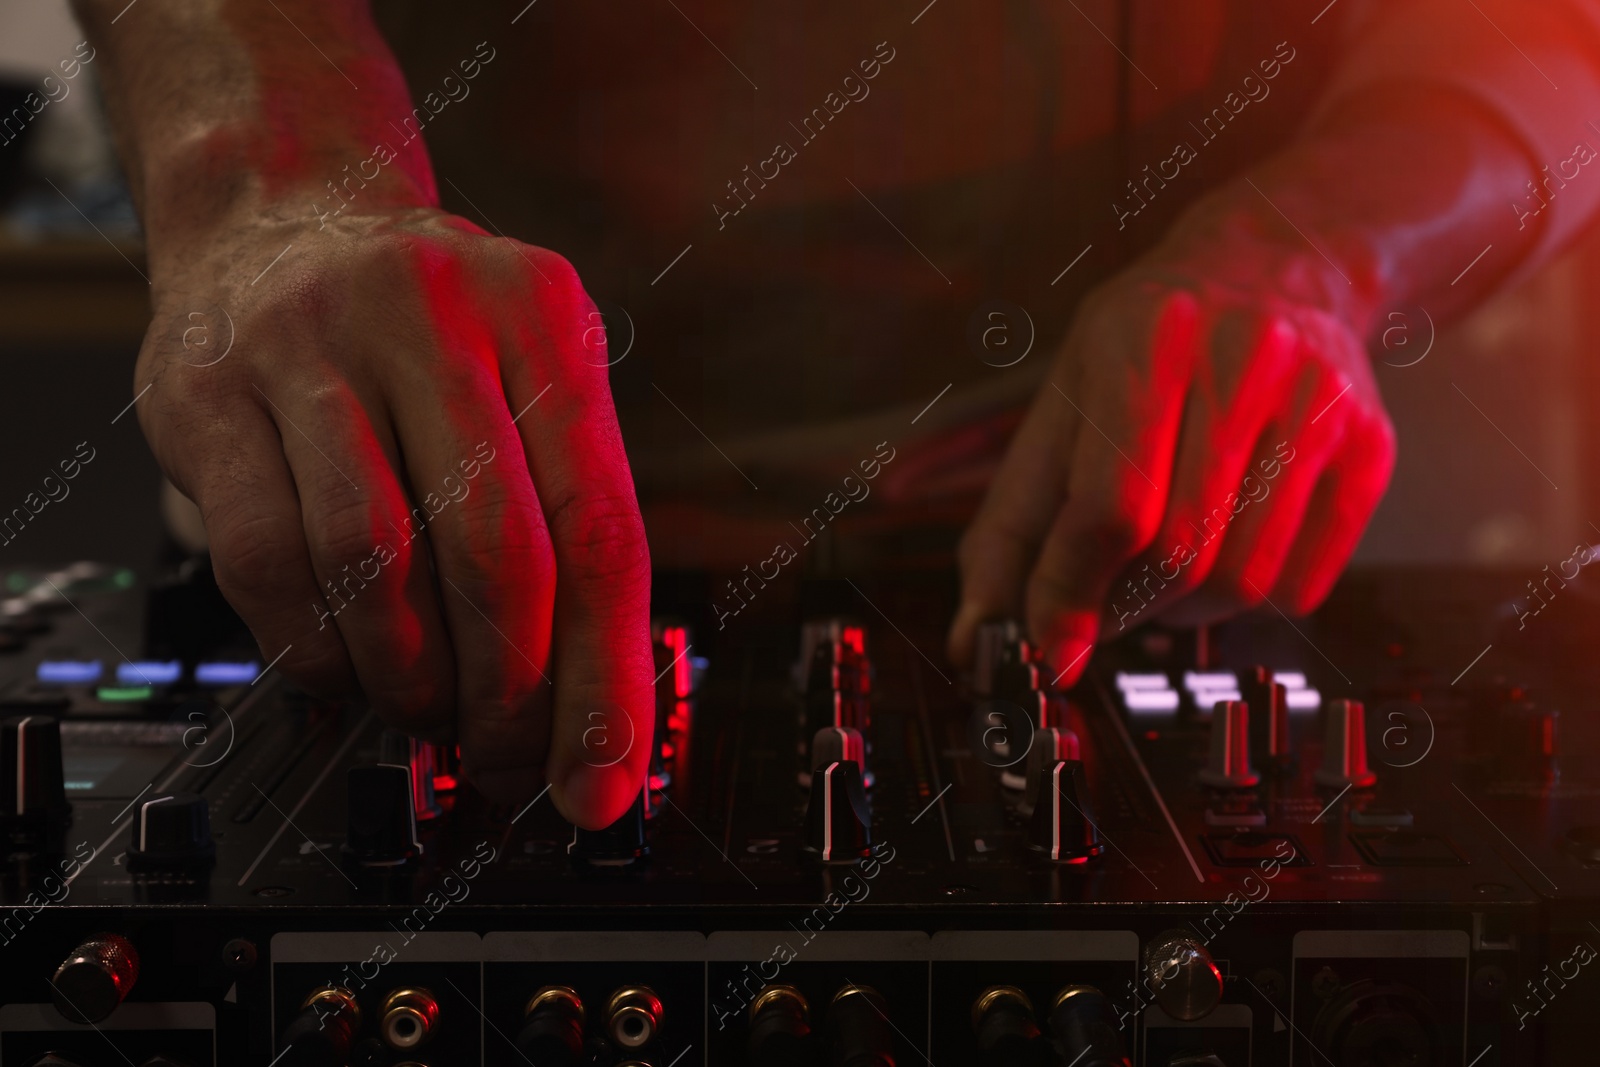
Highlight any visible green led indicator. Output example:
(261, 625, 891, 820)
(96, 685, 153, 702)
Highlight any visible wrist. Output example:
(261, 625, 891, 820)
(139, 119, 436, 282)
(1155, 176, 1389, 336)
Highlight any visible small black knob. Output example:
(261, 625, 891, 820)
(518, 986, 585, 1065)
(127, 791, 214, 868)
(1018, 727, 1079, 817)
(52, 934, 139, 1024)
(827, 985, 894, 1067)
(1027, 760, 1103, 862)
(1241, 667, 1290, 770)
(803, 761, 872, 863)
(1048, 986, 1131, 1067)
(379, 731, 443, 822)
(804, 726, 868, 790)
(343, 765, 420, 866)
(1, 714, 71, 853)
(570, 788, 649, 866)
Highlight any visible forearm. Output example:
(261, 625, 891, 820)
(1161, 88, 1540, 339)
(71, 0, 436, 271)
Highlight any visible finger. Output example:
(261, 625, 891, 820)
(1025, 291, 1201, 686)
(160, 400, 359, 697)
(381, 331, 558, 807)
(1270, 413, 1396, 614)
(950, 394, 1078, 665)
(1166, 387, 1351, 626)
(255, 378, 457, 737)
(1103, 314, 1297, 629)
(499, 250, 654, 830)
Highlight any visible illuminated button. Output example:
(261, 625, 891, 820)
(194, 661, 258, 686)
(1287, 687, 1322, 711)
(1184, 671, 1237, 692)
(1274, 671, 1308, 690)
(1116, 672, 1171, 691)
(96, 686, 153, 703)
(1192, 687, 1242, 706)
(116, 660, 181, 686)
(1124, 689, 1180, 712)
(36, 660, 102, 685)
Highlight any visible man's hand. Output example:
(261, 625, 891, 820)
(141, 206, 653, 830)
(950, 205, 1396, 684)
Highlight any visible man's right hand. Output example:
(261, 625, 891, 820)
(138, 205, 654, 831)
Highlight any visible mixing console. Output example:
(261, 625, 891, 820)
(2, 560, 1597, 1065)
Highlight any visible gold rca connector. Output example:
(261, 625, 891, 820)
(525, 984, 584, 1023)
(380, 987, 440, 1050)
(301, 985, 361, 1031)
(971, 985, 1033, 1033)
(605, 985, 664, 1050)
(1053, 984, 1100, 1013)
(750, 984, 810, 1025)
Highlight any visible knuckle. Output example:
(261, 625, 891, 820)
(209, 508, 302, 596)
(549, 491, 649, 587)
(309, 498, 388, 567)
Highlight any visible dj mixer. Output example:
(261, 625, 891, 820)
(1, 559, 1597, 1066)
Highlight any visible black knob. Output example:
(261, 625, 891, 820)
(1199, 701, 1258, 789)
(28, 1057, 90, 1067)
(749, 985, 813, 1067)
(1048, 986, 1131, 1067)
(127, 791, 214, 868)
(278, 987, 361, 1067)
(1027, 760, 1103, 863)
(827, 985, 894, 1067)
(343, 765, 420, 866)
(1, 714, 71, 853)
(570, 788, 649, 866)
(1018, 727, 1079, 817)
(1241, 667, 1290, 770)
(804, 725, 869, 791)
(1316, 699, 1376, 789)
(52, 934, 138, 1024)
(379, 731, 443, 822)
(518, 986, 585, 1065)
(972, 986, 1050, 1066)
(803, 761, 872, 863)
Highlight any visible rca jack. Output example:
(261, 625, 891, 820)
(380, 987, 440, 1050)
(606, 985, 664, 1050)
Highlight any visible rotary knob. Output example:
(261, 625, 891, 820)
(1, 713, 71, 854)
(52, 934, 139, 1024)
(1017, 727, 1080, 817)
(1316, 699, 1376, 789)
(1240, 666, 1290, 770)
(127, 792, 214, 868)
(803, 761, 872, 863)
(343, 765, 421, 866)
(570, 788, 649, 867)
(1199, 701, 1258, 789)
(805, 725, 866, 789)
(1028, 760, 1104, 863)
(1144, 930, 1223, 1021)
(379, 731, 443, 822)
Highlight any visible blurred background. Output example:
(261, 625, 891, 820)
(3, 0, 1599, 576)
